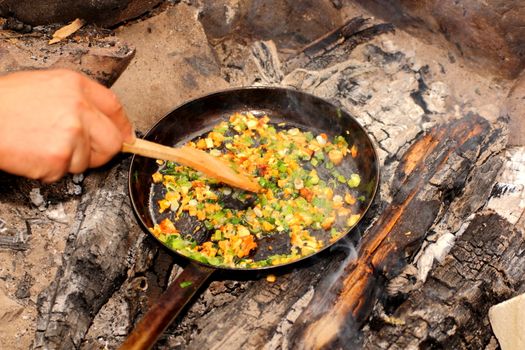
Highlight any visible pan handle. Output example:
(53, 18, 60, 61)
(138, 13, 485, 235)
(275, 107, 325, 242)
(119, 263, 215, 350)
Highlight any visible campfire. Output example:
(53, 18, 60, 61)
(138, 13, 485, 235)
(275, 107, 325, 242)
(0, 1, 524, 350)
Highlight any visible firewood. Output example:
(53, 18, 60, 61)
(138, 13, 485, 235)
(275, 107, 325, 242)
(288, 114, 505, 349)
(363, 212, 525, 349)
(0, 28, 134, 87)
(285, 17, 395, 73)
(33, 160, 146, 349)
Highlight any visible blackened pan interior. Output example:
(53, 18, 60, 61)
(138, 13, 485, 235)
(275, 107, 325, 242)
(129, 87, 379, 271)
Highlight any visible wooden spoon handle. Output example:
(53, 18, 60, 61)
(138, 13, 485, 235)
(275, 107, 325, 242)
(122, 139, 260, 193)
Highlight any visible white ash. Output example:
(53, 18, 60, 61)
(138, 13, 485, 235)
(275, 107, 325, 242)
(251, 40, 284, 85)
(414, 214, 474, 282)
(470, 103, 501, 122)
(72, 174, 84, 184)
(423, 81, 449, 114)
(45, 204, 68, 224)
(487, 147, 525, 226)
(263, 287, 315, 350)
(82, 288, 131, 349)
(29, 188, 46, 210)
(66, 174, 84, 196)
(386, 264, 419, 296)
(224, 0, 240, 25)
(378, 39, 398, 54)
(416, 233, 455, 282)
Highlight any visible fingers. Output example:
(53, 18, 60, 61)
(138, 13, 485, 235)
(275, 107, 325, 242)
(80, 75, 135, 143)
(83, 106, 124, 168)
(41, 105, 122, 180)
(68, 125, 91, 174)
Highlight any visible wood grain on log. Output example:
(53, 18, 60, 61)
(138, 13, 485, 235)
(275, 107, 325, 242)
(288, 114, 505, 349)
(33, 159, 144, 349)
(364, 212, 525, 349)
(0, 235, 28, 251)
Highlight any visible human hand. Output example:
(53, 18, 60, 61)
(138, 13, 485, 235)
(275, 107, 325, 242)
(0, 69, 134, 182)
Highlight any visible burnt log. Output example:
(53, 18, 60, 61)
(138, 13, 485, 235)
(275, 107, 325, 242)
(285, 17, 395, 73)
(0, 29, 135, 87)
(0, 0, 162, 27)
(32, 160, 146, 349)
(84, 13, 510, 350)
(0, 235, 28, 251)
(288, 114, 506, 349)
(363, 212, 525, 349)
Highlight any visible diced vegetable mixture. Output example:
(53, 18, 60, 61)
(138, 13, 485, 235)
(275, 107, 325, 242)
(149, 112, 365, 268)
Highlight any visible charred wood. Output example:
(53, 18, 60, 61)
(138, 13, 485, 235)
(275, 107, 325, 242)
(0, 236, 28, 251)
(297, 17, 369, 58)
(363, 212, 525, 349)
(285, 17, 394, 73)
(33, 159, 145, 349)
(288, 114, 506, 349)
(0, 216, 30, 251)
(0, 0, 163, 27)
(0, 5, 511, 349)
(0, 236, 28, 250)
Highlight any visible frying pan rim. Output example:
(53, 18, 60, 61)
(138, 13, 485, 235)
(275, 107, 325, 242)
(128, 86, 380, 271)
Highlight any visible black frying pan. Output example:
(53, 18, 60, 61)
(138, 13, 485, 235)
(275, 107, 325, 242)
(122, 87, 379, 349)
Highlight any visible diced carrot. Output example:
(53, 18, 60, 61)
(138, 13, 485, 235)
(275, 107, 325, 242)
(196, 139, 207, 149)
(299, 188, 314, 202)
(266, 274, 276, 283)
(290, 231, 300, 246)
(351, 145, 358, 158)
(218, 240, 229, 252)
(192, 180, 205, 188)
(257, 164, 269, 175)
(237, 235, 257, 258)
(201, 242, 218, 257)
(159, 218, 179, 234)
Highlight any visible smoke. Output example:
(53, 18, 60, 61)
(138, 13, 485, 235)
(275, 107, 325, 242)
(289, 235, 363, 350)
(308, 237, 358, 319)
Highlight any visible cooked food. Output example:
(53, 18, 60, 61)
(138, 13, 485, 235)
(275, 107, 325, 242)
(149, 112, 365, 268)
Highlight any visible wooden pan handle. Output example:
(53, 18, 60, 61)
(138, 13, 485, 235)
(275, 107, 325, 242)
(119, 263, 215, 350)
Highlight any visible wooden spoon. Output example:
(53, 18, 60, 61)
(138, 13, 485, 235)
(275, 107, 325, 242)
(122, 138, 261, 193)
